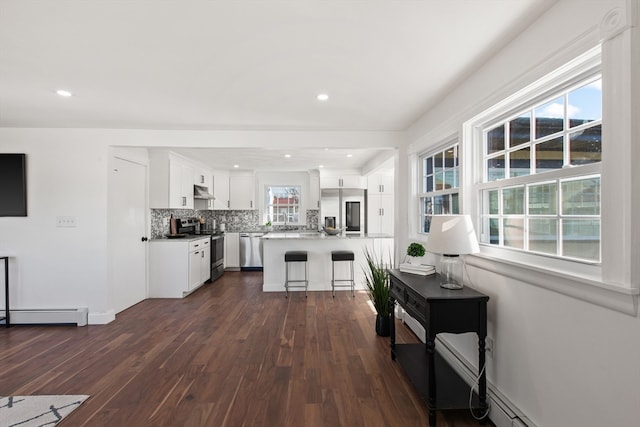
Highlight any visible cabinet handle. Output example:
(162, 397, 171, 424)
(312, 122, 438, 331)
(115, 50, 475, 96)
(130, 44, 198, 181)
(381, 208, 384, 216)
(200, 175, 205, 184)
(227, 200, 230, 208)
(182, 196, 187, 206)
(202, 251, 205, 258)
(250, 200, 253, 208)
(194, 244, 199, 248)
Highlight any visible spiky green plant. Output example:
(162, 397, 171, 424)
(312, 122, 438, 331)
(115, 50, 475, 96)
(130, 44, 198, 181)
(362, 247, 392, 317)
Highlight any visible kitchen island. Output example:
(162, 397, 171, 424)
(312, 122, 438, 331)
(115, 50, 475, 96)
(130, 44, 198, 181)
(261, 232, 393, 293)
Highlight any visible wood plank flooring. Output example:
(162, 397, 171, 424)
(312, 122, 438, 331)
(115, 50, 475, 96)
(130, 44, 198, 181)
(0, 272, 493, 426)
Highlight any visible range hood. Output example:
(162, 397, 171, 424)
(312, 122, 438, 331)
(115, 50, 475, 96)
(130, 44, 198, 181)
(194, 185, 214, 200)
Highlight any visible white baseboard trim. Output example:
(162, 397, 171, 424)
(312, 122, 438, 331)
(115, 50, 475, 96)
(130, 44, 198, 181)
(8, 307, 88, 326)
(400, 311, 536, 427)
(88, 309, 115, 325)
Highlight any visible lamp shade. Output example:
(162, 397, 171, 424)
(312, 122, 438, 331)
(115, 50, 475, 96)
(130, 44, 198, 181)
(424, 215, 480, 255)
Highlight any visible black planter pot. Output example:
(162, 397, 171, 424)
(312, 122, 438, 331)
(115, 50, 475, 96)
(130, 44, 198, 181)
(375, 314, 391, 337)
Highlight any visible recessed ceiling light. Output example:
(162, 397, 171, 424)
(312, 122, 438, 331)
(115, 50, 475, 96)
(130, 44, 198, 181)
(319, 165, 324, 168)
(56, 89, 72, 97)
(284, 154, 291, 158)
(233, 164, 239, 168)
(346, 154, 353, 158)
(317, 93, 329, 101)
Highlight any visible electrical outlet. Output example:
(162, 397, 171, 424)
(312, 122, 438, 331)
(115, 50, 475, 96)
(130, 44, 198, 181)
(486, 337, 494, 355)
(56, 216, 77, 228)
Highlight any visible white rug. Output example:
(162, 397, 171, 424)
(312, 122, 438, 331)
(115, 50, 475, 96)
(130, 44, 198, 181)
(0, 395, 89, 427)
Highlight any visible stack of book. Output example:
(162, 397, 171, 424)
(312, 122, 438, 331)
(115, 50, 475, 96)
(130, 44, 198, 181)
(399, 263, 436, 276)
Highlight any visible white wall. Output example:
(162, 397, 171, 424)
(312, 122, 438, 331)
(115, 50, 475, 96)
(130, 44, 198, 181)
(402, 1, 640, 426)
(0, 131, 110, 322)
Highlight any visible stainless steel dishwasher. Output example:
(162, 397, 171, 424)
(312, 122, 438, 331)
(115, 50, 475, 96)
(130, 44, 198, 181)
(239, 233, 265, 270)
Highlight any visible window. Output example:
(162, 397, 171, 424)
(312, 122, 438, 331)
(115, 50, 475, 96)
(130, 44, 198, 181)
(419, 143, 460, 233)
(265, 186, 300, 224)
(478, 75, 602, 263)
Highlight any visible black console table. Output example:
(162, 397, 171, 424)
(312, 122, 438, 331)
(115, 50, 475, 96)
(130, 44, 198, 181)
(1, 256, 9, 328)
(388, 269, 489, 426)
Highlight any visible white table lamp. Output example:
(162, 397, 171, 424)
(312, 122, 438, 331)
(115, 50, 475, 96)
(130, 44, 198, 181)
(424, 215, 479, 289)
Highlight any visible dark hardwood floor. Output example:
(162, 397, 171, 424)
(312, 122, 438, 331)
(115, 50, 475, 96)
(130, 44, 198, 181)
(0, 272, 493, 426)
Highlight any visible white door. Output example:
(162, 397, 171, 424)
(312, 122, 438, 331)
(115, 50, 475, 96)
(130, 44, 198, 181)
(110, 157, 147, 314)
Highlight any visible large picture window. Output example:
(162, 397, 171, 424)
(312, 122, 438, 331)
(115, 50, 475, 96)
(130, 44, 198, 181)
(478, 75, 602, 262)
(265, 186, 301, 225)
(419, 143, 460, 233)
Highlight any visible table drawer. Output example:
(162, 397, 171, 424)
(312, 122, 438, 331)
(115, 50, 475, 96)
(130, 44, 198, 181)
(390, 277, 406, 303)
(404, 287, 427, 325)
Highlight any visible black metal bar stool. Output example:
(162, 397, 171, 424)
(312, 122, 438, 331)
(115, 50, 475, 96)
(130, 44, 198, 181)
(331, 250, 355, 297)
(284, 251, 308, 297)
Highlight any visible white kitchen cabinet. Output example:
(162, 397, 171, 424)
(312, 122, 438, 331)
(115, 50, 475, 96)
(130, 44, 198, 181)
(368, 194, 394, 235)
(149, 237, 210, 298)
(149, 151, 194, 209)
(229, 172, 255, 210)
(212, 170, 230, 210)
(367, 174, 394, 194)
(320, 174, 365, 189)
(224, 232, 240, 269)
(309, 171, 320, 209)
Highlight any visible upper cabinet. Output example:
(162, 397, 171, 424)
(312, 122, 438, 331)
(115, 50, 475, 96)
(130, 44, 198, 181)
(367, 173, 394, 194)
(229, 172, 255, 210)
(212, 170, 230, 210)
(150, 151, 194, 209)
(309, 171, 320, 209)
(319, 172, 366, 189)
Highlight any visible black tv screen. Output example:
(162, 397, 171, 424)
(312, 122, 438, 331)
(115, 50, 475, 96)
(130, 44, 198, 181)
(0, 153, 27, 217)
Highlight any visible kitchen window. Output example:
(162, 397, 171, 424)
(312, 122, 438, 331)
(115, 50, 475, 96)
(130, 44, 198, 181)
(265, 186, 301, 225)
(419, 142, 460, 233)
(474, 69, 602, 263)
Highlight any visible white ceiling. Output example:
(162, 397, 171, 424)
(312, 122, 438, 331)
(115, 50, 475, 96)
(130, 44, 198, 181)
(0, 0, 556, 171)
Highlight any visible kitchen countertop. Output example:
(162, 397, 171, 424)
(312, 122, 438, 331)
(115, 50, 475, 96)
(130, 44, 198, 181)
(262, 232, 392, 240)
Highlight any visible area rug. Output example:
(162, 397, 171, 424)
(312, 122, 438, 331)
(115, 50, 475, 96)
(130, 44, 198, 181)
(0, 395, 89, 427)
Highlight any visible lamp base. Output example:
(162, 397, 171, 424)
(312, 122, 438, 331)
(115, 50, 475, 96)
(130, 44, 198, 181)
(440, 282, 464, 290)
(439, 254, 463, 290)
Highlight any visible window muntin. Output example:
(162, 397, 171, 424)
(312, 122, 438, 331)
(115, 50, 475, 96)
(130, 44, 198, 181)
(479, 76, 602, 263)
(420, 143, 460, 233)
(265, 186, 300, 225)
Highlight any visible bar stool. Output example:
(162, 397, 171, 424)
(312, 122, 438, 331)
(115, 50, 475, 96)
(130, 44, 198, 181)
(331, 250, 355, 297)
(284, 251, 308, 297)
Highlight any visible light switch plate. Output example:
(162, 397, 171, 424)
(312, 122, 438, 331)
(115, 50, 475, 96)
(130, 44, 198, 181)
(56, 216, 77, 227)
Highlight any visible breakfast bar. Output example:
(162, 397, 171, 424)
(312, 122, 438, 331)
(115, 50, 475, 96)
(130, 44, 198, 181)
(262, 232, 393, 293)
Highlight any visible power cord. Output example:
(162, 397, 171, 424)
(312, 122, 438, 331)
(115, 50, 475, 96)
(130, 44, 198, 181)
(468, 361, 491, 420)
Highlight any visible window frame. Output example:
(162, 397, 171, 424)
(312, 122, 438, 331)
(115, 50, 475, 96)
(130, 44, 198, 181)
(476, 73, 603, 264)
(418, 140, 461, 234)
(264, 185, 301, 225)
(463, 47, 607, 281)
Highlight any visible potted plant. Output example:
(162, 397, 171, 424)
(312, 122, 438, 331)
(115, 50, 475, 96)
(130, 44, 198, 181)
(264, 219, 272, 231)
(363, 247, 392, 336)
(406, 242, 426, 264)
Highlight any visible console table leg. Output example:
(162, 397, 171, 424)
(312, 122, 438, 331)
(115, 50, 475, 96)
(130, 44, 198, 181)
(479, 336, 487, 423)
(427, 336, 436, 426)
(389, 297, 396, 360)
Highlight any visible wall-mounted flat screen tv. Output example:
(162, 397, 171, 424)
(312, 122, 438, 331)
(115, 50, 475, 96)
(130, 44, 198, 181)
(0, 153, 27, 216)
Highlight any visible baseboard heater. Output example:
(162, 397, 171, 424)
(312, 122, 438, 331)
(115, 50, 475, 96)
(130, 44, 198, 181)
(6, 308, 88, 326)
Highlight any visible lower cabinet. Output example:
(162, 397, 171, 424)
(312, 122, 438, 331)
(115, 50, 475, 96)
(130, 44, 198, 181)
(224, 232, 240, 269)
(150, 237, 211, 298)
